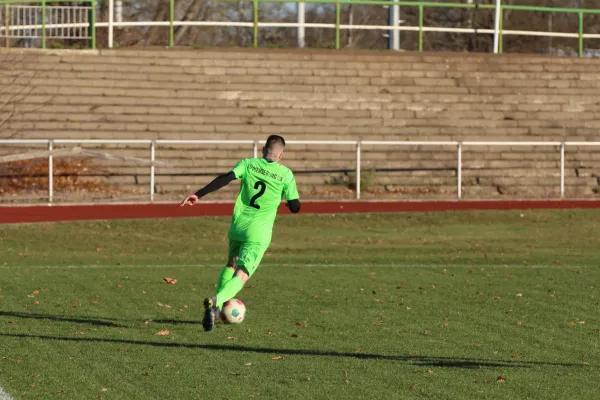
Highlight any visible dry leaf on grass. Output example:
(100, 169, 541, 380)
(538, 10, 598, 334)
(156, 330, 169, 336)
(295, 322, 305, 328)
(245, 362, 253, 366)
(271, 356, 282, 360)
(163, 277, 178, 285)
(427, 370, 433, 375)
(497, 376, 506, 383)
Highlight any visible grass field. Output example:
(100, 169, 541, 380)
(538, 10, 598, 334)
(0, 210, 599, 399)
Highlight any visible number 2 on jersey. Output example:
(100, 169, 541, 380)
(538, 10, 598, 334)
(249, 181, 267, 209)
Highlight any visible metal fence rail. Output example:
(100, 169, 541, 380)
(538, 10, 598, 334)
(2, 0, 600, 56)
(0, 0, 94, 48)
(1, 139, 599, 204)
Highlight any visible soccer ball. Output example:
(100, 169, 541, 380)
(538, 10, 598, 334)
(220, 298, 246, 324)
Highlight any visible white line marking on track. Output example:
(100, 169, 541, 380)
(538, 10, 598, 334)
(0, 263, 591, 269)
(0, 386, 14, 400)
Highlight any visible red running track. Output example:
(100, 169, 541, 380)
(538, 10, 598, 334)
(1, 200, 600, 224)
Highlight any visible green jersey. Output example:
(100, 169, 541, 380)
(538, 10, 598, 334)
(228, 158, 299, 244)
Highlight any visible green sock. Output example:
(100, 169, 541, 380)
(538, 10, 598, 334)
(216, 266, 235, 293)
(216, 276, 244, 309)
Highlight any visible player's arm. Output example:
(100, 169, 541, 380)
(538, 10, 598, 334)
(180, 171, 236, 207)
(284, 171, 301, 214)
(286, 199, 301, 214)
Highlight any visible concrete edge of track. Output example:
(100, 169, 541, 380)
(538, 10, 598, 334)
(1, 200, 600, 224)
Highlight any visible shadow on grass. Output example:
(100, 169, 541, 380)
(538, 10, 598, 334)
(0, 332, 594, 370)
(0, 311, 127, 328)
(151, 319, 202, 325)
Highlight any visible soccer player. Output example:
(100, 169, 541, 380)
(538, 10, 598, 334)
(180, 135, 301, 331)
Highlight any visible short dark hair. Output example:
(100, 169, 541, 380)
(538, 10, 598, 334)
(265, 135, 286, 150)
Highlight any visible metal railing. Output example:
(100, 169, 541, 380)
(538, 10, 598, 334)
(1, 139, 599, 204)
(0, 0, 95, 48)
(2, 0, 600, 56)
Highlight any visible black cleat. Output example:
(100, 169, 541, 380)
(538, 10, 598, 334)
(202, 297, 216, 332)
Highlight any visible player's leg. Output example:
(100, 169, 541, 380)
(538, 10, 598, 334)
(214, 242, 267, 309)
(217, 242, 241, 293)
(203, 241, 240, 332)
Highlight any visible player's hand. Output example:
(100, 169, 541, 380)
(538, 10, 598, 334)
(180, 194, 199, 207)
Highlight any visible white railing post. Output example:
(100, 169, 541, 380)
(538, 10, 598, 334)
(457, 142, 462, 199)
(560, 142, 565, 198)
(391, 4, 400, 51)
(356, 141, 361, 200)
(253, 141, 258, 158)
(150, 140, 156, 202)
(48, 140, 53, 204)
(297, 2, 305, 48)
(108, 0, 114, 48)
(494, 0, 502, 54)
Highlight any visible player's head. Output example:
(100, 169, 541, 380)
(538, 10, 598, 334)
(263, 135, 286, 162)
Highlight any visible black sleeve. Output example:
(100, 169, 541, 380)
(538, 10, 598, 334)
(194, 171, 236, 199)
(286, 199, 301, 214)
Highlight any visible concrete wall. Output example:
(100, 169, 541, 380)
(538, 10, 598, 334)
(1, 48, 599, 201)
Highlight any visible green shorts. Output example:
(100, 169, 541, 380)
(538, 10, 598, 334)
(228, 240, 269, 277)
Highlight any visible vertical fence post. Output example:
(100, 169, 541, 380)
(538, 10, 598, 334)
(356, 141, 361, 200)
(493, 0, 501, 54)
(578, 12, 584, 58)
(48, 140, 53, 204)
(5, 4, 10, 48)
(253, 0, 258, 48)
(90, 0, 96, 49)
(457, 142, 462, 199)
(41, 0, 46, 48)
(498, 3, 503, 54)
(390, 4, 400, 51)
(150, 140, 156, 202)
(169, 0, 174, 48)
(560, 142, 565, 198)
(335, 1, 340, 49)
(418, 4, 423, 52)
(253, 141, 258, 158)
(297, 2, 305, 48)
(108, 0, 114, 48)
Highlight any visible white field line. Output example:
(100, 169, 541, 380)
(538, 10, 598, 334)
(0, 263, 591, 270)
(0, 386, 14, 400)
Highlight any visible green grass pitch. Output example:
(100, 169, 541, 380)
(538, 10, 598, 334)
(0, 210, 599, 399)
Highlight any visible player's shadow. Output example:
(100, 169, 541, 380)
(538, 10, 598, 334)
(151, 319, 202, 325)
(0, 311, 127, 328)
(0, 333, 594, 370)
